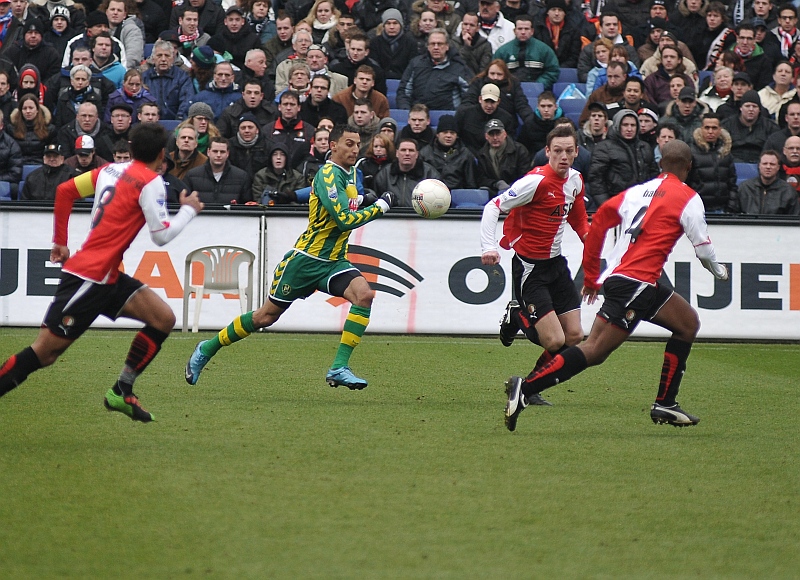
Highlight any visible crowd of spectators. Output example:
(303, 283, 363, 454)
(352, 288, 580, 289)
(0, 0, 796, 215)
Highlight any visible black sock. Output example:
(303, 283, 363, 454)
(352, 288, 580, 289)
(656, 338, 692, 406)
(522, 346, 588, 397)
(0, 347, 42, 397)
(125, 326, 169, 374)
(513, 310, 541, 345)
(533, 344, 568, 372)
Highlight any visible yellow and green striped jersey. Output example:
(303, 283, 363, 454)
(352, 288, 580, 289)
(293, 161, 383, 261)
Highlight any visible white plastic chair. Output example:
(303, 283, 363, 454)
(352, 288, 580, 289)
(182, 246, 255, 332)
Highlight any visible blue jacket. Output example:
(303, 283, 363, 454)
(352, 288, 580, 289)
(142, 66, 195, 120)
(189, 82, 242, 120)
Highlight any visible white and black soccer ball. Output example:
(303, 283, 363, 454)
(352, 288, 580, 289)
(411, 179, 451, 219)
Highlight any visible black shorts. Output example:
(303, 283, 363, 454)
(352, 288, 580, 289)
(43, 272, 145, 339)
(512, 254, 581, 322)
(597, 275, 674, 332)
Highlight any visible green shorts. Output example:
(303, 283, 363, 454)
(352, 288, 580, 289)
(269, 249, 360, 306)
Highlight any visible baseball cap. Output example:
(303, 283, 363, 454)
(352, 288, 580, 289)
(44, 143, 63, 156)
(587, 101, 608, 115)
(225, 5, 244, 16)
(751, 17, 768, 28)
(308, 43, 328, 56)
(0, 0, 11, 4)
(481, 83, 501, 102)
(159, 30, 180, 44)
(485, 119, 505, 132)
(678, 87, 696, 101)
(638, 104, 659, 122)
(733, 71, 752, 84)
(75, 135, 95, 154)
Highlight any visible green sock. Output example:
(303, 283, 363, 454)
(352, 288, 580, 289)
(331, 305, 370, 369)
(201, 311, 256, 357)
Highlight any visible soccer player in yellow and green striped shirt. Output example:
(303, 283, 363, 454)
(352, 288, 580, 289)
(185, 124, 395, 390)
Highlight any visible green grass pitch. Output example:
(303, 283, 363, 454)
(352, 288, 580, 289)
(0, 328, 798, 578)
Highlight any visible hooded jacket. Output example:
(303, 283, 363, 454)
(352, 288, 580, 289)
(669, 0, 710, 64)
(111, 16, 144, 68)
(587, 109, 659, 206)
(30, 0, 86, 31)
(688, 126, 738, 211)
(252, 142, 306, 203)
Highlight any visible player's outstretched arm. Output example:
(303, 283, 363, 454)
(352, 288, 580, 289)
(143, 182, 201, 246)
(179, 189, 205, 214)
(681, 195, 728, 280)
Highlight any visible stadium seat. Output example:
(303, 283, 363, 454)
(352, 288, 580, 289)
(0, 181, 11, 201)
(386, 79, 399, 107)
(520, 82, 544, 102)
(144, 43, 154, 58)
(698, 70, 714, 89)
(557, 68, 579, 83)
(22, 164, 39, 180)
(182, 246, 255, 333)
(558, 98, 587, 115)
(450, 188, 490, 208)
(553, 82, 588, 99)
(565, 111, 582, 127)
(735, 163, 758, 185)
(389, 108, 409, 126)
(159, 119, 181, 133)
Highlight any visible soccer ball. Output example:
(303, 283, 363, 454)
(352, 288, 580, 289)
(411, 179, 451, 219)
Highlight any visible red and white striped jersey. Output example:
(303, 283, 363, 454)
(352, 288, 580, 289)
(481, 164, 589, 259)
(53, 161, 197, 284)
(583, 173, 722, 289)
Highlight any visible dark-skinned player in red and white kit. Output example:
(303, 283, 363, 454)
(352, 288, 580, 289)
(481, 124, 589, 407)
(0, 123, 204, 422)
(504, 139, 729, 431)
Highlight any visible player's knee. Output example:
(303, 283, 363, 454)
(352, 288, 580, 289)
(540, 334, 565, 352)
(565, 328, 584, 347)
(162, 310, 177, 331)
(353, 288, 374, 308)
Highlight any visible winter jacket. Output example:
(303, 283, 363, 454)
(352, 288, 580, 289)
(29, 0, 85, 32)
(577, 37, 640, 83)
(451, 31, 493, 76)
(410, 0, 461, 37)
(0, 130, 22, 183)
(614, 0, 653, 32)
(65, 154, 110, 174)
(587, 109, 659, 207)
(5, 41, 60, 81)
(63, 34, 127, 72)
(397, 49, 472, 110)
(373, 158, 441, 207)
(463, 76, 535, 125)
(20, 163, 77, 201)
(207, 27, 263, 70)
(532, 12, 582, 69)
(103, 88, 157, 123)
(368, 30, 420, 80)
(228, 133, 270, 175)
(45, 68, 116, 114)
(639, 48, 698, 78)
(93, 58, 126, 89)
(721, 114, 780, 163)
(688, 127, 738, 212)
(44, 26, 80, 58)
(52, 85, 104, 129)
(737, 45, 774, 91)
(493, 37, 560, 89)
(299, 96, 348, 128)
(577, 119, 609, 155)
(661, 100, 709, 142)
(454, 103, 516, 155)
(332, 87, 390, 119)
(519, 106, 563, 153)
(111, 17, 144, 69)
(330, 56, 388, 97)
(475, 137, 531, 194)
(734, 176, 800, 214)
(188, 82, 242, 120)
(757, 84, 798, 119)
(138, 0, 168, 43)
(261, 116, 315, 169)
(170, 0, 225, 37)
(668, 0, 709, 65)
(355, 156, 391, 192)
(216, 98, 277, 139)
(142, 66, 195, 121)
(697, 84, 731, 112)
(57, 120, 116, 161)
(183, 160, 253, 204)
(251, 142, 306, 203)
(644, 67, 694, 106)
(419, 138, 477, 190)
(0, 92, 15, 124)
(10, 107, 57, 165)
(168, 149, 208, 181)
(697, 25, 736, 70)
(457, 12, 515, 53)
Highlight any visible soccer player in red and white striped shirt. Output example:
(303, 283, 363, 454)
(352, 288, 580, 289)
(481, 124, 589, 405)
(0, 124, 204, 422)
(504, 140, 729, 431)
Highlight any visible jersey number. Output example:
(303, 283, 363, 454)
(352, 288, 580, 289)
(624, 206, 648, 243)
(90, 185, 116, 230)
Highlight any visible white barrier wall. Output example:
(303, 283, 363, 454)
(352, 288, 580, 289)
(1, 209, 799, 339)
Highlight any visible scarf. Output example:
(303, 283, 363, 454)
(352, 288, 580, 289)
(236, 132, 258, 148)
(75, 118, 100, 138)
(0, 10, 12, 46)
(735, 44, 754, 59)
(196, 131, 209, 153)
(382, 28, 404, 52)
(179, 27, 199, 45)
(546, 19, 563, 49)
(372, 154, 387, 164)
(732, 0, 745, 26)
(705, 27, 734, 70)
(778, 27, 795, 58)
(479, 13, 499, 34)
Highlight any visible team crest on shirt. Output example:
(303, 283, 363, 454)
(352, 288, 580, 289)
(62, 316, 74, 327)
(282, 284, 291, 295)
(327, 185, 338, 200)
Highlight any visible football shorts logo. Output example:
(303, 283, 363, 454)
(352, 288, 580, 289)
(62, 316, 75, 327)
(527, 304, 536, 317)
(625, 309, 636, 322)
(282, 283, 292, 295)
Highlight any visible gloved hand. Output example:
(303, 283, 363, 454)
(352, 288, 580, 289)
(359, 191, 378, 208)
(269, 190, 298, 204)
(376, 191, 395, 213)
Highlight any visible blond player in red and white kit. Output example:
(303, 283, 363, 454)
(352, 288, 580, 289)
(481, 124, 589, 406)
(504, 140, 729, 431)
(0, 124, 204, 423)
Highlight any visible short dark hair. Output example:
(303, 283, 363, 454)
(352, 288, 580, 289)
(329, 123, 360, 142)
(625, 76, 646, 91)
(736, 22, 755, 35)
(514, 14, 533, 25)
(208, 136, 229, 150)
(349, 32, 369, 47)
(706, 1, 728, 16)
(243, 79, 263, 92)
(279, 90, 300, 104)
(355, 64, 374, 79)
(599, 11, 620, 25)
(353, 97, 373, 110)
(546, 123, 578, 147)
(138, 102, 159, 114)
(760, 149, 782, 162)
(607, 61, 628, 75)
(311, 74, 331, 89)
(112, 139, 130, 154)
(409, 103, 430, 116)
(778, 3, 797, 17)
(129, 123, 168, 163)
(538, 90, 556, 104)
(656, 123, 677, 138)
(702, 112, 722, 122)
(397, 137, 419, 150)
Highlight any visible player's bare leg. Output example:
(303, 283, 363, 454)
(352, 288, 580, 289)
(103, 288, 177, 422)
(648, 293, 701, 426)
(326, 276, 375, 390)
(185, 298, 287, 386)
